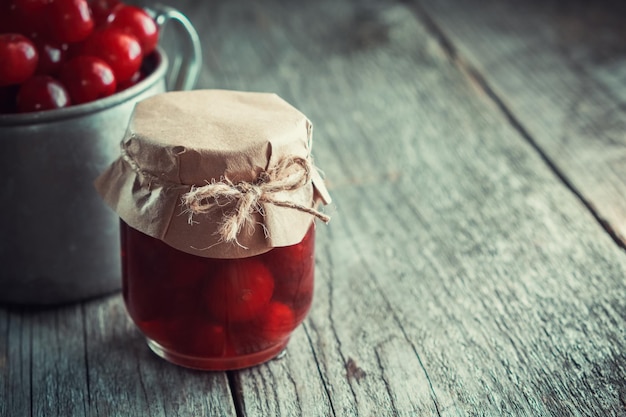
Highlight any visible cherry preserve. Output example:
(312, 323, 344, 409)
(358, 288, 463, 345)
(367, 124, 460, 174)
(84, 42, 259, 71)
(96, 90, 331, 370)
(121, 220, 316, 370)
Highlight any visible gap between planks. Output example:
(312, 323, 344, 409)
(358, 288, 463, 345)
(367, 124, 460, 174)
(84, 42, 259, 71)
(227, 371, 246, 417)
(400, 0, 626, 253)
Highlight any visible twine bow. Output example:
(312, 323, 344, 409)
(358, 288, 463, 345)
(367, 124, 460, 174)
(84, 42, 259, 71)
(182, 156, 330, 244)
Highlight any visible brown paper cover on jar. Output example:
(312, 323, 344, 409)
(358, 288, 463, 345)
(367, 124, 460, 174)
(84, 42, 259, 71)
(95, 89, 331, 259)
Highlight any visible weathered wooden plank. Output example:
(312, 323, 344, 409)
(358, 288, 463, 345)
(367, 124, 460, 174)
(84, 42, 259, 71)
(1, 298, 239, 417)
(1, 305, 88, 417)
(180, 1, 445, 415)
(30, 305, 88, 417)
(1, 309, 31, 417)
(228, 326, 335, 417)
(0, 309, 6, 417)
(338, 181, 626, 416)
(3, 0, 626, 416)
(306, 229, 442, 417)
(83, 295, 237, 417)
(179, 0, 626, 415)
(412, 0, 626, 246)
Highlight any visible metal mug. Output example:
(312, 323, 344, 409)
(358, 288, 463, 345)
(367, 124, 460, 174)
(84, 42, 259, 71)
(0, 5, 201, 305)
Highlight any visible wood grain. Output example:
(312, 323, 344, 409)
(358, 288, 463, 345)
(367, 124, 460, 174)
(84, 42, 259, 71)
(1, 299, 238, 417)
(2, 0, 626, 416)
(30, 305, 88, 417)
(177, 0, 626, 415)
(82, 296, 237, 417)
(2, 309, 31, 417)
(412, 0, 626, 247)
(228, 326, 335, 417)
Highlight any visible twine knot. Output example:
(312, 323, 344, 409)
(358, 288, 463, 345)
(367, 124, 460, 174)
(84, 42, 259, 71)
(182, 156, 330, 244)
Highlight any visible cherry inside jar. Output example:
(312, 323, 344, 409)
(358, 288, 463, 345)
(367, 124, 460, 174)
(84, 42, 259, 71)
(120, 220, 316, 370)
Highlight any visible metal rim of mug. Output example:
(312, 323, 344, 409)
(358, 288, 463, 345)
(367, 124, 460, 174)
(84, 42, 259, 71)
(0, 47, 169, 127)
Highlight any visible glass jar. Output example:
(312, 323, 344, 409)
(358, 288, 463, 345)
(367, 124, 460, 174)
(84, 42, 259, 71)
(96, 89, 331, 370)
(121, 220, 316, 370)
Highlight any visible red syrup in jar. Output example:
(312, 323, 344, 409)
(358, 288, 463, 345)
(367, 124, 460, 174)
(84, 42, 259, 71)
(120, 220, 316, 370)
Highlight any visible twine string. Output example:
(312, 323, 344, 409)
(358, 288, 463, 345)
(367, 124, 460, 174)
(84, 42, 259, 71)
(182, 156, 330, 243)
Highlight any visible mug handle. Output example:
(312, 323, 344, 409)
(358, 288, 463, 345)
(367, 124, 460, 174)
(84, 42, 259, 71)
(146, 4, 202, 91)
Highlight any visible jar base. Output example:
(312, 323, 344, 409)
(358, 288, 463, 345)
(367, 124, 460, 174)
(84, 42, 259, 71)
(146, 338, 290, 371)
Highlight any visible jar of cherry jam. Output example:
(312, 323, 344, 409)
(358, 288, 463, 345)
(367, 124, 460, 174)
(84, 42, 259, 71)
(96, 90, 331, 370)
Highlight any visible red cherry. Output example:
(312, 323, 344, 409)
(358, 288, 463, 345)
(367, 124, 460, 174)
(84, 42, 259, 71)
(16, 76, 71, 112)
(228, 301, 297, 355)
(202, 259, 275, 323)
(266, 224, 315, 279)
(35, 40, 68, 75)
(258, 302, 296, 342)
(264, 224, 315, 312)
(138, 317, 203, 352)
(107, 5, 159, 55)
(89, 0, 120, 27)
(82, 28, 142, 83)
(116, 70, 143, 92)
(188, 323, 233, 357)
(59, 56, 116, 104)
(0, 34, 39, 87)
(48, 0, 94, 43)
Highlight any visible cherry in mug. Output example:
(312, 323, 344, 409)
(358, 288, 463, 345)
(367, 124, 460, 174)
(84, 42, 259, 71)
(0, 0, 159, 112)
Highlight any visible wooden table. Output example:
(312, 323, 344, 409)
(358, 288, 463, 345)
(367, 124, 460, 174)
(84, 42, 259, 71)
(3, 0, 626, 415)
